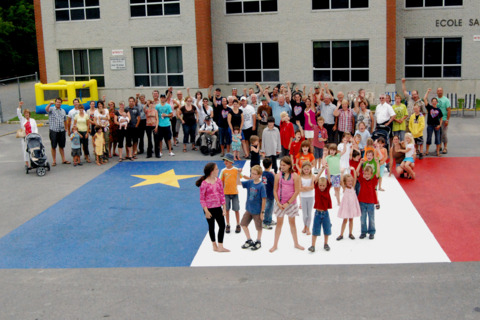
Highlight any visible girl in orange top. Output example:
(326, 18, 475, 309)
(363, 138, 375, 161)
(295, 140, 315, 174)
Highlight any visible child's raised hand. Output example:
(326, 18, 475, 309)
(360, 158, 365, 164)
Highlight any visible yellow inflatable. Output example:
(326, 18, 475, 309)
(35, 79, 98, 114)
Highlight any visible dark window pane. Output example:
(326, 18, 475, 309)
(312, 0, 329, 9)
(147, 4, 163, 16)
(246, 71, 262, 82)
(70, 9, 85, 20)
(167, 47, 183, 73)
(226, 2, 242, 13)
(168, 75, 184, 87)
(135, 75, 150, 87)
(89, 49, 104, 74)
(314, 70, 330, 81)
(131, 5, 146, 17)
(331, 0, 349, 9)
(74, 50, 89, 75)
(91, 76, 104, 87)
(151, 75, 167, 86)
(244, 1, 260, 13)
(150, 47, 166, 73)
(85, 0, 99, 6)
(70, 0, 84, 8)
(351, 41, 368, 68)
(76, 88, 90, 97)
(424, 66, 441, 77)
(229, 71, 244, 82)
(424, 38, 442, 64)
(164, 3, 180, 15)
(74, 76, 89, 82)
(425, 0, 443, 6)
(263, 70, 279, 81)
(55, 0, 69, 9)
(332, 41, 349, 68)
(445, 0, 462, 5)
(405, 0, 423, 7)
(443, 66, 461, 77)
(262, 43, 279, 69)
(332, 70, 349, 81)
(351, 70, 369, 81)
(133, 48, 149, 73)
(130, 0, 145, 4)
(245, 43, 261, 69)
(313, 41, 330, 68)
(56, 10, 70, 21)
(86, 8, 100, 19)
(261, 0, 277, 12)
(443, 38, 461, 64)
(405, 39, 423, 65)
(351, 0, 369, 8)
(228, 44, 244, 69)
(59, 50, 73, 75)
(405, 66, 422, 78)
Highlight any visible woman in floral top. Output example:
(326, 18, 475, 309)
(197, 162, 230, 252)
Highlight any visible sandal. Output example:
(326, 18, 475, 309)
(349, 234, 355, 240)
(442, 149, 448, 154)
(336, 235, 343, 241)
(52, 162, 56, 166)
(62, 161, 71, 164)
(183, 148, 187, 153)
(192, 147, 198, 151)
(118, 158, 123, 162)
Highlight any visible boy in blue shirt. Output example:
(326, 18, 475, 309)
(261, 158, 276, 229)
(240, 165, 267, 250)
(69, 126, 82, 167)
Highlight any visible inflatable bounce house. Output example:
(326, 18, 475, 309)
(35, 79, 99, 114)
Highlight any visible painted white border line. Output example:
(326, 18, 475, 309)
(191, 161, 450, 267)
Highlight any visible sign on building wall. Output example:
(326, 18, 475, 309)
(112, 49, 124, 56)
(110, 57, 126, 70)
(474, 35, 480, 41)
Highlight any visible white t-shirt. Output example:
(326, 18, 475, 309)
(241, 104, 256, 129)
(197, 105, 213, 127)
(300, 177, 314, 198)
(67, 108, 79, 130)
(94, 109, 109, 129)
(405, 143, 415, 158)
(375, 103, 396, 124)
(200, 120, 218, 133)
(337, 142, 352, 171)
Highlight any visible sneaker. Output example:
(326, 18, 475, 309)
(169, 152, 175, 156)
(313, 168, 319, 174)
(359, 233, 367, 239)
(262, 223, 273, 230)
(270, 221, 277, 226)
(241, 239, 255, 249)
(251, 241, 261, 251)
(324, 244, 330, 251)
(308, 246, 315, 252)
(160, 152, 163, 157)
(235, 225, 241, 233)
(369, 234, 375, 240)
(226, 225, 230, 234)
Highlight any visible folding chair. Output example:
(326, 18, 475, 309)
(463, 94, 477, 117)
(446, 93, 458, 117)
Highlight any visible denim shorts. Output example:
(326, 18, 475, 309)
(314, 146, 323, 159)
(225, 194, 240, 211)
(312, 210, 332, 236)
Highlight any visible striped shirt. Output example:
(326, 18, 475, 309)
(48, 107, 67, 132)
(338, 108, 354, 133)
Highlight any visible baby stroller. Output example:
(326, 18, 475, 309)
(25, 133, 50, 176)
(371, 124, 391, 151)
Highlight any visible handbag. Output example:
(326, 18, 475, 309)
(16, 129, 26, 138)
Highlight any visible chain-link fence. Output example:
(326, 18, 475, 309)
(0, 73, 38, 123)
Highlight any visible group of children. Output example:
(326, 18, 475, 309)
(70, 125, 106, 166)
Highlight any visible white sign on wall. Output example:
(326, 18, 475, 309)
(112, 49, 124, 56)
(474, 35, 480, 42)
(110, 57, 126, 70)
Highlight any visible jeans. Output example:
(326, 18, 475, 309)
(78, 131, 90, 156)
(393, 130, 405, 142)
(137, 119, 146, 152)
(268, 155, 278, 173)
(426, 125, 441, 145)
(182, 123, 197, 144)
(219, 127, 231, 146)
(355, 181, 361, 196)
(263, 198, 274, 225)
(145, 126, 155, 156)
(324, 123, 335, 144)
(360, 202, 375, 235)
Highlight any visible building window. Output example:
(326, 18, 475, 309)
(59, 49, 105, 87)
(55, 0, 100, 21)
(313, 40, 369, 82)
(226, 0, 277, 14)
(133, 47, 183, 87)
(405, 0, 462, 8)
(405, 38, 461, 78)
(227, 43, 279, 83)
(312, 0, 368, 10)
(130, 0, 180, 17)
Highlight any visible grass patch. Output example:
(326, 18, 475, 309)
(9, 111, 49, 121)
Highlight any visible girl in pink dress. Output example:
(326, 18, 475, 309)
(336, 170, 361, 241)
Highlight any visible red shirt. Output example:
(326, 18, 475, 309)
(349, 159, 361, 176)
(313, 125, 328, 149)
(280, 121, 295, 149)
(289, 137, 305, 156)
(357, 172, 378, 204)
(314, 180, 332, 211)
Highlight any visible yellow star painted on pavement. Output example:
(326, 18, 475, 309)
(131, 169, 200, 188)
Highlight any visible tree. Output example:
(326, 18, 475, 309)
(0, 0, 38, 79)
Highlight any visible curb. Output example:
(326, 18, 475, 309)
(7, 120, 49, 125)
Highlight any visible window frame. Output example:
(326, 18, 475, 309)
(58, 48, 105, 87)
(404, 37, 462, 79)
(129, 0, 181, 18)
(225, 0, 278, 15)
(311, 0, 369, 11)
(54, 0, 101, 22)
(404, 0, 463, 9)
(226, 42, 280, 83)
(312, 40, 369, 83)
(133, 46, 184, 87)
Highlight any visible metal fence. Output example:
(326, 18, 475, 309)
(0, 73, 38, 123)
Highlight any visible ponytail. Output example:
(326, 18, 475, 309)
(195, 162, 217, 187)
